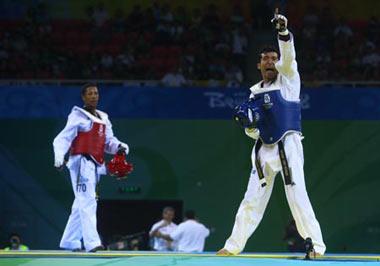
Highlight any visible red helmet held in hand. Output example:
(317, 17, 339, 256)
(107, 151, 133, 179)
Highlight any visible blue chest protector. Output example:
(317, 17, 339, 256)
(233, 89, 301, 186)
(238, 90, 301, 144)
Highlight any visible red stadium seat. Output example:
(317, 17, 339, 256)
(111, 33, 127, 45)
(101, 71, 113, 79)
(92, 45, 107, 54)
(152, 46, 171, 58)
(66, 31, 81, 42)
(51, 20, 68, 32)
(128, 32, 139, 42)
(0, 20, 23, 31)
(143, 32, 154, 42)
(21, 71, 34, 79)
(51, 31, 65, 45)
(36, 70, 51, 79)
(68, 19, 91, 32)
(72, 45, 91, 55)
(151, 58, 164, 68)
(168, 46, 182, 57)
(79, 32, 92, 45)
(165, 57, 179, 68)
(107, 45, 122, 56)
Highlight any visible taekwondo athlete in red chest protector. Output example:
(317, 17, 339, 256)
(53, 83, 130, 252)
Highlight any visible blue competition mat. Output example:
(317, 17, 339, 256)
(0, 251, 379, 266)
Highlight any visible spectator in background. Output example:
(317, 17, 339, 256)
(174, 6, 189, 26)
(113, 9, 126, 33)
(230, 5, 245, 25)
(88, 2, 110, 45)
(156, 19, 171, 45)
(208, 57, 226, 81)
(169, 21, 184, 44)
(3, 233, 29, 251)
(215, 33, 231, 54)
(318, 7, 335, 36)
(160, 3, 174, 23)
(334, 18, 353, 39)
(303, 5, 319, 27)
(225, 64, 243, 88)
(155, 210, 210, 252)
(190, 8, 202, 29)
(127, 5, 143, 32)
(232, 28, 248, 67)
(302, 11, 318, 46)
(361, 45, 380, 79)
(115, 46, 135, 76)
(151, 1, 161, 21)
(25, 2, 52, 34)
(367, 16, 379, 43)
(143, 7, 156, 32)
(207, 71, 223, 87)
(202, 4, 220, 32)
(0, 1, 251, 83)
(5, 1, 378, 83)
(92, 2, 109, 28)
(161, 67, 188, 87)
(35, 2, 52, 35)
(149, 207, 177, 251)
(251, 0, 272, 30)
(155, 3, 174, 45)
(100, 53, 113, 69)
(182, 45, 196, 79)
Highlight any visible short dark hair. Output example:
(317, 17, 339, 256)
(81, 83, 98, 96)
(258, 45, 280, 62)
(163, 206, 175, 213)
(9, 233, 20, 239)
(185, 210, 196, 219)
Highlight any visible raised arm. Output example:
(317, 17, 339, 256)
(272, 11, 298, 79)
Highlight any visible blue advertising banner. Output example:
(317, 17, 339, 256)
(0, 85, 379, 120)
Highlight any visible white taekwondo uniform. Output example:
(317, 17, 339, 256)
(53, 106, 128, 251)
(170, 219, 210, 252)
(223, 33, 326, 255)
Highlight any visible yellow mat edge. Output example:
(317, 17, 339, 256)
(0, 251, 379, 261)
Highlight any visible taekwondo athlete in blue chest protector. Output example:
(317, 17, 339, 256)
(53, 83, 129, 252)
(217, 11, 326, 257)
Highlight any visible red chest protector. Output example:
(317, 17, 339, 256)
(71, 122, 106, 164)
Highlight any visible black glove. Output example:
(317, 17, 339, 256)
(271, 12, 288, 35)
(117, 144, 127, 155)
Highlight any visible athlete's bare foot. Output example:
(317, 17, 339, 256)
(216, 248, 233, 256)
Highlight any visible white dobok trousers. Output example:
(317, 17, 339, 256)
(224, 134, 326, 254)
(60, 156, 102, 251)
